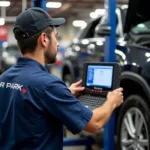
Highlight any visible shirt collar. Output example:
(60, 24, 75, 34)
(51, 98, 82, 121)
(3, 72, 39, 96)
(17, 57, 48, 72)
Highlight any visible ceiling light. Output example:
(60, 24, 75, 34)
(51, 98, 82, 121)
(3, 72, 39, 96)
(0, 1, 10, 7)
(72, 20, 87, 28)
(0, 18, 5, 25)
(46, 2, 62, 8)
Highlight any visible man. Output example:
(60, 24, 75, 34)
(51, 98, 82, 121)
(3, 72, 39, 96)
(0, 7, 123, 150)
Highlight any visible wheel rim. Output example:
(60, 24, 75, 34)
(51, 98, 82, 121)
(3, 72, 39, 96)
(121, 107, 149, 150)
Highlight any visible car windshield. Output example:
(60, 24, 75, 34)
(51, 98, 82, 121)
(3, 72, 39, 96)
(131, 21, 150, 34)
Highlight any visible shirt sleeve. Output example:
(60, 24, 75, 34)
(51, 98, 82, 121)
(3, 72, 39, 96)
(40, 79, 93, 134)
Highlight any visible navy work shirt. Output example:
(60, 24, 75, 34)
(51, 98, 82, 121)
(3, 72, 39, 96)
(0, 57, 93, 150)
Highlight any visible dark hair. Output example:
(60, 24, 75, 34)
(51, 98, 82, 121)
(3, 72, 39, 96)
(13, 27, 54, 54)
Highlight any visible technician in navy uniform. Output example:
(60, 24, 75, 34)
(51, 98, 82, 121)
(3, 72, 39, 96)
(0, 7, 123, 150)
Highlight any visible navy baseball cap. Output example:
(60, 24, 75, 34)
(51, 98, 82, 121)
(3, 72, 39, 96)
(13, 7, 65, 39)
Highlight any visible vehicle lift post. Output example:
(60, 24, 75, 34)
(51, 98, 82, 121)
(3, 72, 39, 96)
(33, 0, 116, 149)
(104, 0, 116, 150)
(32, 0, 47, 11)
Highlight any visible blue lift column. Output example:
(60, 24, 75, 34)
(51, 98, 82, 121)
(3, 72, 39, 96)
(104, 0, 116, 150)
(32, 0, 47, 10)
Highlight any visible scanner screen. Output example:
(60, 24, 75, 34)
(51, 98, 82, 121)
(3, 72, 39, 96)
(86, 65, 113, 88)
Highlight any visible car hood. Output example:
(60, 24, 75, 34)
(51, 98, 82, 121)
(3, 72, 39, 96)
(124, 0, 150, 33)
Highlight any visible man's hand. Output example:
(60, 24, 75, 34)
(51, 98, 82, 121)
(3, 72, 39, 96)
(106, 87, 124, 109)
(69, 80, 85, 97)
(84, 87, 124, 134)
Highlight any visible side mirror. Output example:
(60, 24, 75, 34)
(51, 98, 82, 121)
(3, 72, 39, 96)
(97, 25, 111, 36)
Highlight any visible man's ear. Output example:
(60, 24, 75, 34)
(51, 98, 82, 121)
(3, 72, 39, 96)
(39, 33, 49, 48)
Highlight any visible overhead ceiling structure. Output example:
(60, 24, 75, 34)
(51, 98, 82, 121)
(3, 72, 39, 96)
(0, 0, 128, 24)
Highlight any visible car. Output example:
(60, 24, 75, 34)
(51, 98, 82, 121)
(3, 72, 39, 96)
(0, 44, 21, 74)
(62, 0, 150, 149)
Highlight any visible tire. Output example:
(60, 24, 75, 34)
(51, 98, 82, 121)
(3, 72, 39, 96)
(116, 95, 150, 150)
(63, 74, 73, 87)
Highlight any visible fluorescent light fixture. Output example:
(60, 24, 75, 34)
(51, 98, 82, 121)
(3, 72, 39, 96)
(72, 20, 87, 28)
(46, 2, 62, 8)
(0, 1, 10, 7)
(0, 18, 5, 25)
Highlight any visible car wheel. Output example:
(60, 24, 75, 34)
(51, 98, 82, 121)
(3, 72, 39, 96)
(116, 95, 150, 150)
(63, 74, 73, 87)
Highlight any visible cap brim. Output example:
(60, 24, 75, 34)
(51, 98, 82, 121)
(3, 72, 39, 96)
(50, 18, 66, 27)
